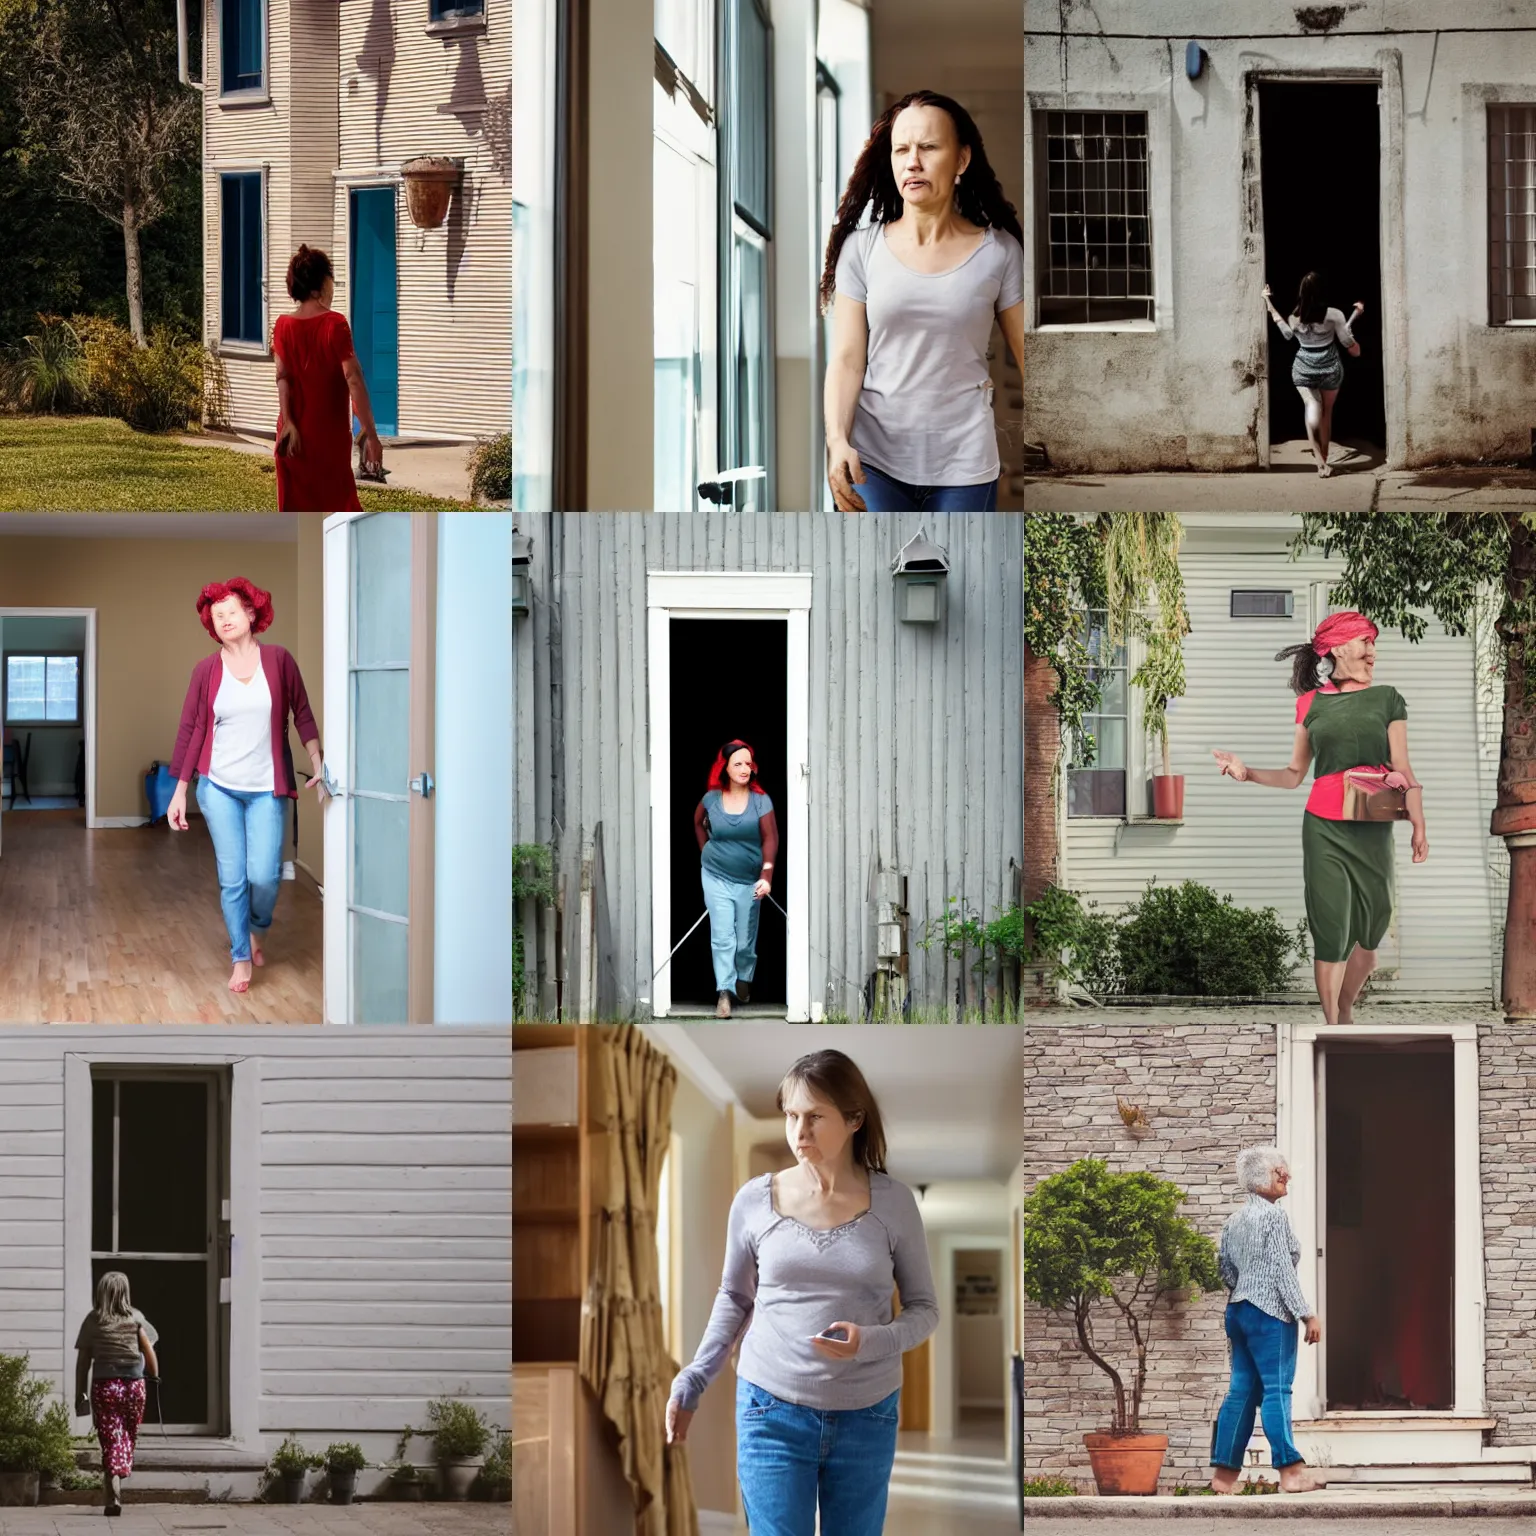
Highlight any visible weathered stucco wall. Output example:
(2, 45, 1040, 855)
(1023, 1, 1536, 470)
(1024, 1022, 1277, 1490)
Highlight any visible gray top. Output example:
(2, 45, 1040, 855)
(669, 1169, 940, 1413)
(74, 1309, 159, 1381)
(835, 222, 1024, 487)
(1218, 1194, 1313, 1324)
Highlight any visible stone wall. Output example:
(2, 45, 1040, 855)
(1479, 1023, 1536, 1446)
(1024, 1022, 1278, 1489)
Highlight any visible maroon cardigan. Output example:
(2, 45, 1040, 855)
(170, 644, 319, 799)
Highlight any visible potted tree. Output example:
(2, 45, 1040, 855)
(266, 1436, 321, 1504)
(426, 1398, 492, 1501)
(476, 1431, 511, 1502)
(0, 1354, 74, 1508)
(1102, 512, 1191, 821)
(323, 1443, 367, 1505)
(1023, 1158, 1222, 1496)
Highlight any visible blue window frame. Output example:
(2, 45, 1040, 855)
(220, 173, 264, 345)
(429, 0, 484, 20)
(221, 0, 263, 93)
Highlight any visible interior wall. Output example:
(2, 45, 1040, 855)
(954, 1246, 1005, 1408)
(293, 515, 325, 885)
(1, 614, 87, 796)
(0, 537, 302, 822)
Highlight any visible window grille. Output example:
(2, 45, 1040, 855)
(1066, 610, 1129, 818)
(1489, 105, 1536, 325)
(1038, 110, 1153, 325)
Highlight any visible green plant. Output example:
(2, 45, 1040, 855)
(1023, 1158, 1223, 1435)
(56, 1468, 103, 1491)
(323, 1442, 367, 1474)
(1022, 1476, 1077, 1497)
(390, 1462, 421, 1483)
(478, 1430, 511, 1489)
(76, 317, 203, 432)
(3, 318, 89, 413)
(1173, 1483, 1218, 1496)
(466, 432, 512, 502)
(1025, 513, 1106, 765)
(513, 843, 555, 1015)
(267, 1436, 322, 1478)
(426, 1398, 492, 1460)
(0, 1354, 78, 1480)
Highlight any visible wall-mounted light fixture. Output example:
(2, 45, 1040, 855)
(890, 527, 951, 625)
(513, 530, 532, 619)
(1185, 41, 1206, 80)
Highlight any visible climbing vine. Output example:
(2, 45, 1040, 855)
(1024, 513, 1105, 764)
(512, 844, 555, 1016)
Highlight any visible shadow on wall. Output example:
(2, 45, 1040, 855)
(357, 0, 397, 163)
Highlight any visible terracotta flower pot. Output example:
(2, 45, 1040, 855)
(401, 157, 461, 229)
(1083, 1431, 1168, 1496)
(1151, 774, 1185, 820)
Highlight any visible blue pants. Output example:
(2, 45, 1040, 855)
(196, 777, 288, 963)
(1211, 1300, 1304, 1471)
(857, 463, 999, 511)
(701, 866, 760, 996)
(736, 1378, 900, 1536)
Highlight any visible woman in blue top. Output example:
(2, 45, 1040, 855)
(694, 739, 779, 1017)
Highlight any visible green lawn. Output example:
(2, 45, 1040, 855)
(0, 416, 470, 510)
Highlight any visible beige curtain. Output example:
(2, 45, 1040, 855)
(580, 1025, 700, 1536)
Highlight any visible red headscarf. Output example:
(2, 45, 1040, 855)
(706, 740, 765, 794)
(1312, 610, 1377, 656)
(197, 577, 274, 640)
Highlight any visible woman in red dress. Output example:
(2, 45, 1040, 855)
(272, 245, 385, 511)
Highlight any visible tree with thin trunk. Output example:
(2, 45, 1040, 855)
(8, 0, 199, 347)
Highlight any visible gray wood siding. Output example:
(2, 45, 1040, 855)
(514, 513, 1024, 1019)
(0, 1028, 509, 1445)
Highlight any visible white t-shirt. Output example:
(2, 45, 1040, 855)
(835, 222, 1024, 487)
(1276, 307, 1355, 350)
(207, 656, 274, 793)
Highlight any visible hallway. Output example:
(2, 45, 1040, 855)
(0, 808, 322, 1023)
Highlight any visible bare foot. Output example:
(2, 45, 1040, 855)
(1279, 1464, 1325, 1493)
(250, 934, 265, 967)
(1210, 1469, 1240, 1494)
(1317, 460, 1333, 478)
(229, 961, 253, 993)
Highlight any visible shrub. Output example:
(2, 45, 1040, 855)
(426, 1398, 492, 1459)
(466, 432, 511, 502)
(266, 1435, 321, 1478)
(0, 1353, 77, 1481)
(478, 1430, 510, 1489)
(1022, 1476, 1077, 1497)
(75, 317, 204, 432)
(323, 1442, 367, 1474)
(2, 318, 89, 413)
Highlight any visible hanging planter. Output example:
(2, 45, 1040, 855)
(400, 157, 462, 230)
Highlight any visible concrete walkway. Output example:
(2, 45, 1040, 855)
(175, 433, 476, 505)
(0, 1507, 509, 1536)
(1025, 1488, 1536, 1519)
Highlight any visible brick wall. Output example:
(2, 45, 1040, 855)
(1480, 1023, 1536, 1446)
(1024, 1023, 1278, 1489)
(1023, 645, 1061, 1005)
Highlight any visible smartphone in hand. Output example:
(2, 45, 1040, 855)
(818, 1326, 849, 1342)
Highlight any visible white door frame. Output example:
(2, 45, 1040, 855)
(0, 607, 97, 840)
(646, 572, 812, 1021)
(1278, 1019, 1485, 1419)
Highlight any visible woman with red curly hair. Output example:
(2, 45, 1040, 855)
(167, 578, 327, 994)
(272, 244, 385, 512)
(692, 741, 779, 1017)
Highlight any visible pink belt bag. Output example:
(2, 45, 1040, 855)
(1341, 768, 1415, 822)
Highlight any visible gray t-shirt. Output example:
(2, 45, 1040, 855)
(835, 222, 1024, 487)
(669, 1169, 940, 1413)
(75, 1309, 158, 1381)
(699, 789, 773, 886)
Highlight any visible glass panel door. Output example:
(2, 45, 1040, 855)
(349, 513, 411, 1022)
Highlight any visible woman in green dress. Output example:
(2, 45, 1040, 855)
(1212, 611, 1427, 1025)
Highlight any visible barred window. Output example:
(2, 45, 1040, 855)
(1037, 110, 1153, 325)
(1490, 105, 1536, 325)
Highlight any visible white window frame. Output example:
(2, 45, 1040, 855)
(214, 0, 270, 105)
(646, 572, 811, 1020)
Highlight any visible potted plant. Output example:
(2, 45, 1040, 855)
(400, 157, 461, 229)
(426, 1398, 492, 1501)
(1023, 1158, 1222, 1496)
(266, 1436, 321, 1504)
(0, 1354, 75, 1507)
(389, 1462, 424, 1502)
(476, 1431, 511, 1502)
(323, 1443, 367, 1505)
(1102, 512, 1191, 821)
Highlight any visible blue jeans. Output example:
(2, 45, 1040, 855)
(858, 462, 999, 511)
(701, 866, 760, 996)
(196, 777, 288, 963)
(736, 1378, 900, 1536)
(1211, 1301, 1304, 1470)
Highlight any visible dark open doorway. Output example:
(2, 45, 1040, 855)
(667, 618, 788, 1008)
(1323, 1044, 1454, 1411)
(1259, 82, 1385, 453)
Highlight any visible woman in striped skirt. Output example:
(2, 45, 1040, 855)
(1263, 272, 1365, 477)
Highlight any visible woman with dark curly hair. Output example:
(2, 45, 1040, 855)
(167, 578, 327, 994)
(820, 90, 1024, 512)
(272, 244, 385, 511)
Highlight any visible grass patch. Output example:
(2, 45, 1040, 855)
(0, 417, 469, 510)
(1022, 1477, 1077, 1497)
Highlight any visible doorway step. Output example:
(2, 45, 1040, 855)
(664, 1003, 789, 1020)
(1248, 1417, 1536, 1485)
(70, 1439, 271, 1502)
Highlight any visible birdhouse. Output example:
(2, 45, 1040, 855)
(513, 530, 533, 619)
(889, 527, 950, 625)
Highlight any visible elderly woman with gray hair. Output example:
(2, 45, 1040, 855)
(1208, 1146, 1325, 1494)
(74, 1273, 160, 1516)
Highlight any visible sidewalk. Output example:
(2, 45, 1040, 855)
(175, 433, 476, 505)
(1024, 1487, 1536, 1518)
(0, 1507, 510, 1536)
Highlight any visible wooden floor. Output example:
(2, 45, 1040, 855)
(0, 809, 324, 1023)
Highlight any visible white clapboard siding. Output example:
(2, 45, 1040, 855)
(1064, 542, 1497, 1000)
(0, 1028, 509, 1449)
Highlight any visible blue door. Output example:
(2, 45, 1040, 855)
(350, 187, 399, 438)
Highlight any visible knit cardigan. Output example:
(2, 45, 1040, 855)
(169, 644, 319, 799)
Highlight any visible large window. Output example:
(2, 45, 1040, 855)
(4, 653, 82, 727)
(219, 172, 264, 346)
(1036, 110, 1153, 326)
(1489, 105, 1536, 325)
(1066, 612, 1128, 818)
(220, 0, 263, 95)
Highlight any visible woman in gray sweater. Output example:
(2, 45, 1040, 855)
(666, 1049, 939, 1536)
(74, 1272, 160, 1516)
